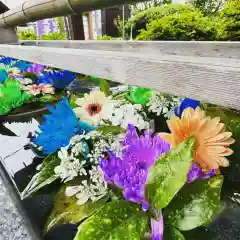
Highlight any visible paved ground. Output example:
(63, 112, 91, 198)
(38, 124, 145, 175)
(0, 121, 39, 240)
(0, 177, 32, 240)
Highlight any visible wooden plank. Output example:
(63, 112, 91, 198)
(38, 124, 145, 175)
(0, 43, 239, 110)
(20, 40, 240, 59)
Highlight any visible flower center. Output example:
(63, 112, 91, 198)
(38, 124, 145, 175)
(87, 103, 102, 116)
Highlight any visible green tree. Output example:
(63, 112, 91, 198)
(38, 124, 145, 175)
(133, 0, 172, 12)
(187, 0, 226, 15)
(215, 0, 240, 40)
(125, 4, 195, 38)
(56, 17, 65, 34)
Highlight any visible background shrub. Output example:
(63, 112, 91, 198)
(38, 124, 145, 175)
(136, 9, 216, 40)
(40, 32, 67, 40)
(17, 30, 37, 40)
(125, 4, 195, 39)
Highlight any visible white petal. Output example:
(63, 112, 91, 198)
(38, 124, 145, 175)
(76, 194, 89, 205)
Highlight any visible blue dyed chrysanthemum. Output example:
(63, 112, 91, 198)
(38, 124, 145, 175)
(0, 57, 15, 66)
(38, 70, 77, 89)
(34, 98, 93, 155)
(12, 60, 31, 72)
(174, 98, 200, 117)
(100, 125, 170, 208)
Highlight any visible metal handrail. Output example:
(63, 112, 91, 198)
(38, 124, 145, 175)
(0, 0, 141, 28)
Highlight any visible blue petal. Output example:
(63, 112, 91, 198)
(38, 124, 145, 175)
(38, 70, 76, 89)
(175, 98, 200, 117)
(12, 60, 31, 72)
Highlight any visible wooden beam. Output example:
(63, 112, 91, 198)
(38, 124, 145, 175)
(0, 42, 239, 110)
(19, 40, 240, 59)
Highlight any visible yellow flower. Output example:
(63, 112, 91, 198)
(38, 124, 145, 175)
(159, 107, 235, 171)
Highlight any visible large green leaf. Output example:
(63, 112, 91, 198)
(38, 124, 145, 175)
(164, 176, 223, 231)
(45, 185, 108, 233)
(21, 155, 60, 199)
(145, 137, 195, 210)
(74, 200, 149, 240)
(163, 226, 185, 240)
(100, 79, 110, 96)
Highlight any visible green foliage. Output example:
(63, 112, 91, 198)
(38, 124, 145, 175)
(96, 125, 126, 134)
(40, 32, 67, 40)
(145, 136, 195, 210)
(187, 0, 225, 15)
(74, 200, 149, 240)
(216, 0, 240, 40)
(125, 4, 195, 38)
(97, 35, 117, 40)
(45, 184, 108, 233)
(0, 78, 32, 115)
(137, 10, 217, 40)
(164, 176, 223, 231)
(125, 1, 239, 40)
(21, 155, 60, 199)
(133, 0, 172, 12)
(17, 30, 37, 40)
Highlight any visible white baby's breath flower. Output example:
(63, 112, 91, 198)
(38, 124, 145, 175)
(147, 91, 181, 119)
(54, 147, 87, 182)
(65, 167, 108, 205)
(105, 103, 149, 130)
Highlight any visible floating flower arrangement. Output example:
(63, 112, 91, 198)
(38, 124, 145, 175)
(21, 77, 236, 240)
(0, 56, 77, 116)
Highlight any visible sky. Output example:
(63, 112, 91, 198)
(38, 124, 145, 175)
(3, 0, 185, 9)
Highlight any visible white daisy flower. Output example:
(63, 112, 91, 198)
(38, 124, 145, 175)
(73, 91, 115, 126)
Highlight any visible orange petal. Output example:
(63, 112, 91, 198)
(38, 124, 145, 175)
(206, 132, 232, 143)
(205, 138, 235, 146)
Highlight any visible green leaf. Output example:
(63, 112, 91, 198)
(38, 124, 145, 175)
(100, 79, 110, 96)
(45, 185, 108, 234)
(74, 200, 149, 240)
(145, 136, 195, 210)
(96, 125, 126, 134)
(164, 176, 223, 231)
(39, 94, 59, 103)
(23, 72, 38, 80)
(21, 155, 60, 199)
(163, 226, 185, 240)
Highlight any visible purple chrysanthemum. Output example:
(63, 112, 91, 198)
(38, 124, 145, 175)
(100, 125, 170, 207)
(26, 63, 45, 75)
(187, 163, 215, 184)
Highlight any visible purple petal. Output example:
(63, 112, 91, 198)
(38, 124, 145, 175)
(151, 211, 164, 240)
(187, 163, 215, 184)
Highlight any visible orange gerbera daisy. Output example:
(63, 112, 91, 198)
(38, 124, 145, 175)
(159, 107, 235, 171)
